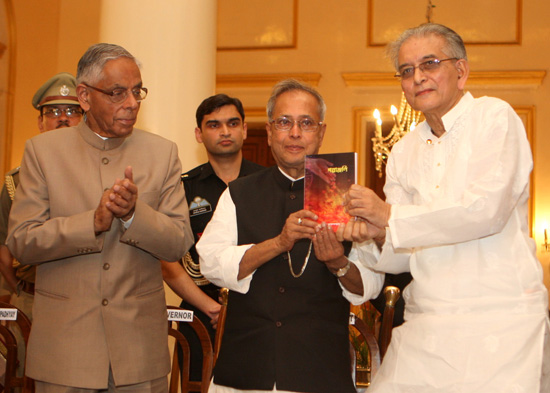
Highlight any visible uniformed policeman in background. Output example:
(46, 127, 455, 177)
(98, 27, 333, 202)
(0, 72, 82, 375)
(161, 94, 263, 381)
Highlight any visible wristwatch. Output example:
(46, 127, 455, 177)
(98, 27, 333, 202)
(334, 260, 351, 278)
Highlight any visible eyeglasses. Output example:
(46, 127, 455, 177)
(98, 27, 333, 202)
(270, 116, 323, 133)
(395, 58, 459, 80)
(83, 83, 148, 103)
(42, 106, 83, 118)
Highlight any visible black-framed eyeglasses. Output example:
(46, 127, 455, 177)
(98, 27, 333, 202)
(395, 58, 459, 80)
(270, 116, 323, 133)
(41, 106, 83, 118)
(83, 83, 148, 103)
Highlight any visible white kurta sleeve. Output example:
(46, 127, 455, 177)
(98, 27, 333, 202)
(370, 156, 415, 274)
(341, 240, 385, 305)
(372, 231, 412, 274)
(197, 188, 255, 294)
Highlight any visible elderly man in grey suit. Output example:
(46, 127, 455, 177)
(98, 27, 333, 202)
(7, 43, 192, 393)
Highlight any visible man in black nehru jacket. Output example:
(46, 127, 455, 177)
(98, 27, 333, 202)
(197, 79, 384, 393)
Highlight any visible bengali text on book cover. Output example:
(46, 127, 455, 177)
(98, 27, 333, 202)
(304, 152, 357, 227)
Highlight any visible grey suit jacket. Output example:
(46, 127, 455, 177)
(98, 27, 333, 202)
(6, 122, 192, 388)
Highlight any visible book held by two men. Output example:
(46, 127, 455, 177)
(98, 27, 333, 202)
(304, 152, 357, 227)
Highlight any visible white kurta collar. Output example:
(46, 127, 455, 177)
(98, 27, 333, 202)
(417, 91, 474, 143)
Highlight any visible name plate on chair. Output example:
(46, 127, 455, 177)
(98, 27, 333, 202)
(0, 308, 17, 320)
(167, 309, 193, 322)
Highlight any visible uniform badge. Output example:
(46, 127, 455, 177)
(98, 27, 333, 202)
(189, 196, 212, 217)
(182, 252, 210, 286)
(60, 85, 70, 96)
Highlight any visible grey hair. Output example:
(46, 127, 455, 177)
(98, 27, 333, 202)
(387, 23, 467, 70)
(266, 79, 327, 121)
(76, 43, 139, 85)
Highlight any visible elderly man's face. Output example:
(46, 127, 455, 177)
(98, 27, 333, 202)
(266, 90, 326, 178)
(79, 57, 142, 138)
(398, 34, 468, 119)
(38, 104, 82, 133)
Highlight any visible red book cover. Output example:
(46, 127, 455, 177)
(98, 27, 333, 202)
(304, 152, 357, 227)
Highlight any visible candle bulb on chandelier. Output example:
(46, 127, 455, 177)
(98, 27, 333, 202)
(391, 105, 398, 126)
(371, 92, 422, 178)
(373, 109, 382, 138)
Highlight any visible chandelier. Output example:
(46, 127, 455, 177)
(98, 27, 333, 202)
(371, 93, 422, 177)
(371, 0, 435, 177)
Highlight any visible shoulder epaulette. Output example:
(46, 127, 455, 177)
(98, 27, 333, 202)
(4, 167, 20, 202)
(181, 165, 203, 182)
(6, 167, 20, 176)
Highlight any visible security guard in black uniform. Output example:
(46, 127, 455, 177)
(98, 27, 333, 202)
(181, 159, 262, 299)
(161, 94, 262, 381)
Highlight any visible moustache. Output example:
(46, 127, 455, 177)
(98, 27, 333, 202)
(56, 121, 70, 129)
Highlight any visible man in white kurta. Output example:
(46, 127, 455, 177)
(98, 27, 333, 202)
(345, 23, 550, 392)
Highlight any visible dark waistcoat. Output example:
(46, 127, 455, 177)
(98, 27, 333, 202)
(213, 167, 355, 393)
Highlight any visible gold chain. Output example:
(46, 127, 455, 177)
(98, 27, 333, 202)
(287, 240, 313, 278)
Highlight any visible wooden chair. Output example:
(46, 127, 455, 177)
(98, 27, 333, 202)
(167, 306, 214, 393)
(378, 286, 401, 359)
(0, 324, 20, 393)
(0, 301, 34, 393)
(349, 310, 381, 384)
(349, 285, 401, 388)
(212, 288, 228, 367)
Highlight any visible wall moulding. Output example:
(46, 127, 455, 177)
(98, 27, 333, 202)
(217, 0, 297, 51)
(216, 73, 322, 88)
(367, 0, 522, 46)
(342, 70, 546, 89)
(244, 107, 267, 119)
